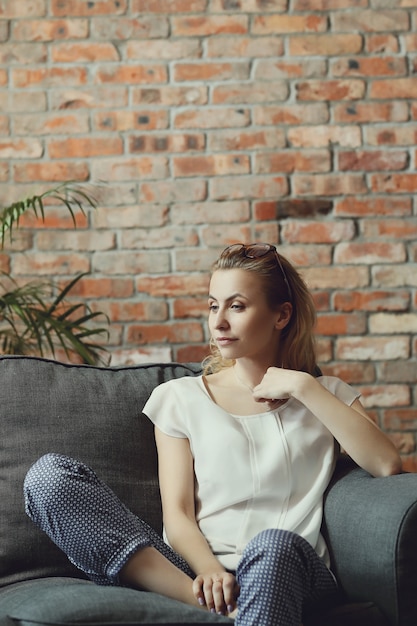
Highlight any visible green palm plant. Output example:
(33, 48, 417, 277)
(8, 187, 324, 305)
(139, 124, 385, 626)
(0, 183, 109, 365)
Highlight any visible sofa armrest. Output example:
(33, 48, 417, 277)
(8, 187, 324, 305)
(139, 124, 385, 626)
(323, 461, 417, 626)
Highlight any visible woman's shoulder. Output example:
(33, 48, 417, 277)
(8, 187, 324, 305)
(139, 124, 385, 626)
(317, 375, 360, 403)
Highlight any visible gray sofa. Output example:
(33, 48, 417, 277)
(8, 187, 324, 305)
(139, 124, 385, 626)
(0, 355, 416, 626)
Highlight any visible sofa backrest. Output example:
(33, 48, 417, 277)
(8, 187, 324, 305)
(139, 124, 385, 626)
(0, 355, 202, 587)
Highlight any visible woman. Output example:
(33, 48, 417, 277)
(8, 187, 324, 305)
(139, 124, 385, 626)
(24, 243, 402, 626)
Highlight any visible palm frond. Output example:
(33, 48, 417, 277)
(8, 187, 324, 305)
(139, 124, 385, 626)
(0, 272, 109, 365)
(0, 182, 98, 248)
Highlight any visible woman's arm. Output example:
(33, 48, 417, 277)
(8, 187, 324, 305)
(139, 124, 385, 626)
(155, 426, 239, 615)
(253, 368, 402, 478)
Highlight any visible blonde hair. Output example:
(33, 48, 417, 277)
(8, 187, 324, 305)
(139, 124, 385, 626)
(202, 244, 317, 376)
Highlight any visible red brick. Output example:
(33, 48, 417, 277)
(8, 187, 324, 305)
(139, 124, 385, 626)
(362, 218, 417, 240)
(333, 10, 409, 32)
(373, 265, 417, 288)
(49, 137, 123, 159)
(252, 14, 327, 34)
(370, 313, 417, 334)
(254, 103, 328, 125)
(331, 56, 407, 78)
(13, 252, 90, 276)
(297, 79, 365, 101)
(255, 198, 332, 220)
(132, 85, 208, 106)
(288, 125, 361, 147)
(300, 266, 370, 290)
(320, 362, 375, 384)
(92, 16, 168, 40)
(336, 336, 410, 361)
(122, 226, 199, 250)
(37, 230, 115, 252)
(365, 124, 417, 146)
(212, 82, 288, 104)
(293, 0, 366, 8)
(51, 0, 127, 16)
(13, 161, 89, 183)
(176, 344, 209, 364)
(255, 150, 331, 174)
(95, 110, 168, 131)
(14, 112, 89, 135)
(173, 296, 207, 319)
(132, 0, 206, 11)
(137, 274, 208, 297)
(51, 87, 128, 110)
(68, 277, 134, 298)
(357, 385, 410, 409)
(127, 321, 204, 345)
(334, 290, 410, 312)
(334, 101, 408, 123)
(335, 195, 412, 217)
(370, 78, 417, 99)
(130, 133, 205, 153)
(211, 175, 288, 201)
(93, 205, 168, 229)
(174, 107, 250, 129)
(172, 15, 248, 36)
(0, 0, 46, 18)
(94, 251, 170, 275)
(316, 313, 367, 335)
(255, 59, 326, 80)
(339, 149, 408, 171)
(140, 179, 207, 203)
(95, 64, 167, 85)
(127, 39, 201, 60)
(93, 157, 168, 181)
(12, 67, 87, 87)
(366, 34, 400, 54)
(173, 154, 250, 177)
(0, 43, 47, 64)
(289, 34, 362, 56)
(171, 201, 249, 226)
(0, 254, 10, 272)
(206, 35, 284, 58)
(174, 62, 249, 82)
(383, 409, 417, 431)
(18, 209, 88, 230)
(51, 42, 119, 62)
(293, 173, 366, 196)
(0, 139, 43, 159)
(335, 242, 406, 264)
(12, 18, 89, 41)
(371, 173, 417, 193)
(282, 220, 355, 244)
(208, 129, 285, 151)
(96, 300, 168, 323)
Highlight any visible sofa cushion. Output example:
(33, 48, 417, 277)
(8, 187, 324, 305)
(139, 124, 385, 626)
(0, 577, 230, 626)
(0, 355, 201, 588)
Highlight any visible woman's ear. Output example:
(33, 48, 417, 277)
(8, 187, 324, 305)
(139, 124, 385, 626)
(275, 302, 292, 330)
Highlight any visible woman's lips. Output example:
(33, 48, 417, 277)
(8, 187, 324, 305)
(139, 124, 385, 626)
(216, 337, 237, 346)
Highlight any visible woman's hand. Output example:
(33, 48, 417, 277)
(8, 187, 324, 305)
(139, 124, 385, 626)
(252, 367, 310, 404)
(192, 570, 239, 616)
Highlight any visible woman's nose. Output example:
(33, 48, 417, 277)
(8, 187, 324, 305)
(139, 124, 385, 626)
(215, 311, 229, 329)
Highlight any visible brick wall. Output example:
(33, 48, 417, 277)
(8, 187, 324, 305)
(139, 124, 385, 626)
(1, 0, 416, 467)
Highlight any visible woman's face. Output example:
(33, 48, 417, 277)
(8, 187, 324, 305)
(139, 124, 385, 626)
(208, 268, 283, 362)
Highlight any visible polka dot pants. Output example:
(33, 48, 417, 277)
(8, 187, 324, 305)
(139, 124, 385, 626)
(24, 454, 339, 626)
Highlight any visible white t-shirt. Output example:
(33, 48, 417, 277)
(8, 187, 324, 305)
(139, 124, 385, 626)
(143, 374, 359, 571)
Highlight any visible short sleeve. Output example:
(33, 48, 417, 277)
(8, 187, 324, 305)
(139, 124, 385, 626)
(318, 376, 361, 406)
(142, 378, 190, 438)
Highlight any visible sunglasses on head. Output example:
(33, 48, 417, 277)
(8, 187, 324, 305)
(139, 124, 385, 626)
(222, 243, 293, 303)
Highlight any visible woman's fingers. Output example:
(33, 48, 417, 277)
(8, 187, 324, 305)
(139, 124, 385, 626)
(193, 572, 239, 615)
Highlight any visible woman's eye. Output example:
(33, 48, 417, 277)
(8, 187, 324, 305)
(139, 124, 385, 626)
(208, 303, 218, 311)
(231, 303, 244, 310)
